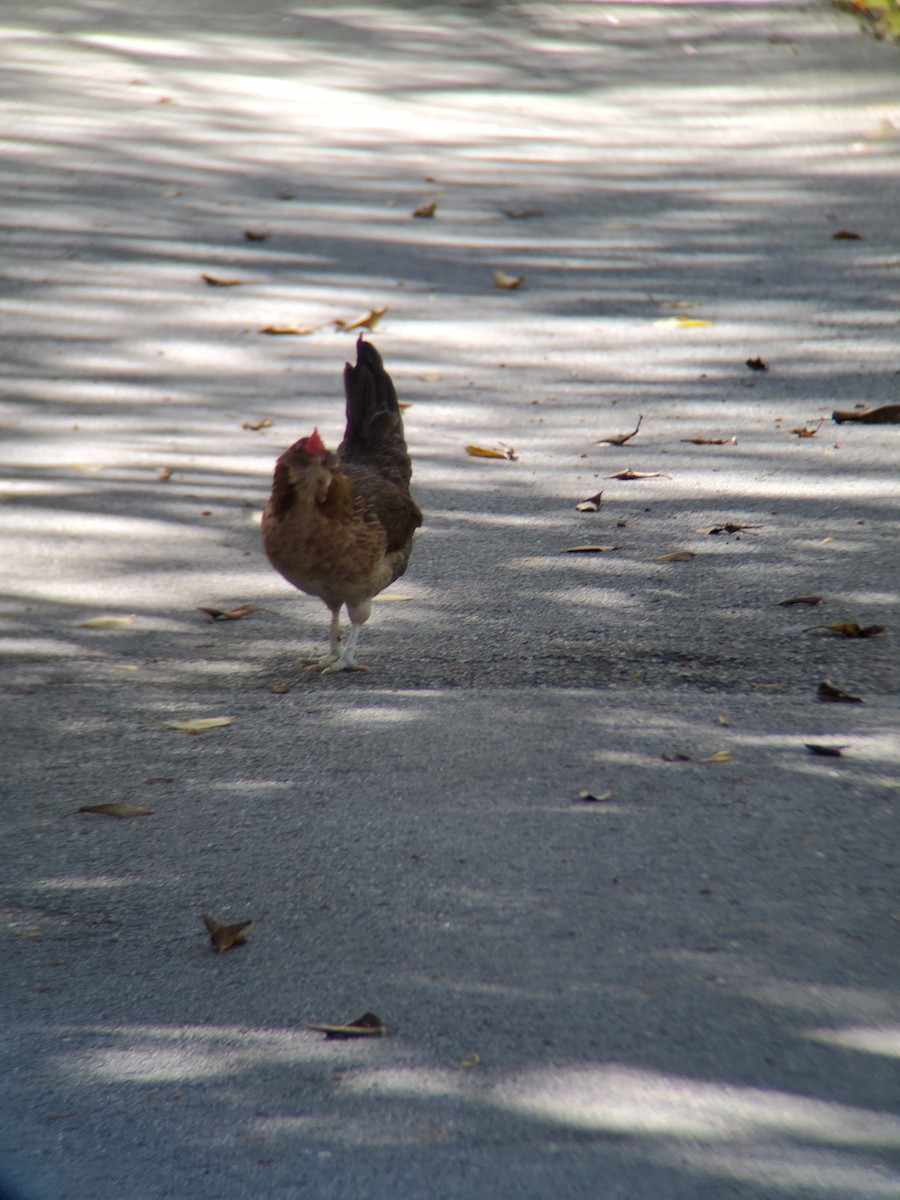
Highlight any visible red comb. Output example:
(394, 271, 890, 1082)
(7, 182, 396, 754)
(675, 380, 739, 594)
(305, 428, 326, 456)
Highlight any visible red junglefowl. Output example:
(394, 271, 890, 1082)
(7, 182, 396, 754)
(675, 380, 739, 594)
(262, 337, 422, 673)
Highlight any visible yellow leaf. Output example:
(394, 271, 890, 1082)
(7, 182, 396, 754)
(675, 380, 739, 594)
(459, 1052, 481, 1068)
(655, 550, 695, 562)
(70, 463, 105, 472)
(565, 545, 618, 553)
(465, 444, 516, 460)
(241, 418, 272, 431)
(79, 615, 135, 629)
(163, 716, 235, 733)
(653, 316, 713, 328)
(79, 803, 153, 818)
(492, 269, 525, 289)
(698, 750, 732, 763)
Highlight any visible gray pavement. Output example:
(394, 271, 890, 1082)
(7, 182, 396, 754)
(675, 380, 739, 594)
(1, 1, 898, 1197)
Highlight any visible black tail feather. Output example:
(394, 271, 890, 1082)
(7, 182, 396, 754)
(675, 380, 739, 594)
(339, 337, 413, 489)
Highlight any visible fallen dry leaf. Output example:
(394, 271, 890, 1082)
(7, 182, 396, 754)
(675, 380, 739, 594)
(654, 316, 713, 328)
(335, 307, 387, 333)
(202, 915, 253, 953)
(681, 437, 729, 445)
(661, 752, 693, 763)
(596, 416, 643, 446)
(607, 469, 668, 480)
(698, 750, 732, 763)
(805, 744, 850, 758)
(309, 1012, 387, 1039)
(242, 418, 272, 431)
(655, 550, 695, 562)
(816, 622, 885, 639)
(198, 604, 267, 622)
(778, 595, 823, 607)
(78, 803, 153, 819)
(817, 680, 864, 704)
(201, 273, 242, 287)
(258, 325, 318, 336)
(492, 269, 525, 289)
(271, 681, 295, 694)
(162, 716, 235, 733)
(576, 790, 613, 803)
(746, 357, 769, 371)
(502, 207, 544, 219)
(716, 714, 731, 726)
(705, 523, 762, 535)
(790, 419, 825, 438)
(832, 229, 862, 240)
(243, 229, 269, 241)
(79, 615, 135, 629)
(465, 444, 517, 460)
(156, 466, 173, 482)
(832, 404, 900, 425)
(459, 1052, 481, 1068)
(565, 544, 618, 553)
(575, 491, 603, 513)
(412, 200, 437, 218)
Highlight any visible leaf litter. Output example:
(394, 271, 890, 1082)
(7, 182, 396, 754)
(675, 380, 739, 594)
(202, 915, 253, 952)
(197, 604, 270, 622)
(78, 803, 153, 819)
(309, 1012, 387, 1039)
(596, 416, 642, 446)
(832, 404, 900, 425)
(818, 680, 864, 703)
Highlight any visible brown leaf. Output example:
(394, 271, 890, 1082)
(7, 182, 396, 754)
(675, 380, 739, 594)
(502, 207, 544, 219)
(335, 307, 387, 333)
(78, 803, 153, 819)
(241, 418, 272, 431)
(606, 469, 667, 480)
(832, 404, 900, 425)
(309, 1012, 387, 1039)
(198, 604, 266, 622)
(661, 752, 692, 762)
(704, 523, 762, 535)
(681, 437, 728, 445)
(805, 744, 850, 758)
(790, 419, 824, 438)
(202, 915, 253, 953)
(565, 544, 618, 553)
(746, 357, 769, 371)
(412, 200, 437, 218)
(596, 415, 643, 446)
(655, 550, 695, 562)
(243, 229, 269, 241)
(271, 681, 296, 694)
(716, 714, 731, 726)
(817, 680, 864, 704)
(832, 229, 862, 240)
(465, 444, 517, 460)
(201, 273, 242, 287)
(817, 622, 885, 639)
(156, 466, 173, 482)
(258, 325, 318, 336)
(575, 491, 603, 512)
(778, 595, 823, 607)
(576, 790, 613, 803)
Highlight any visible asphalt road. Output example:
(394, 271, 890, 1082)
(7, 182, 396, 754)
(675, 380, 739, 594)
(1, 2, 898, 1197)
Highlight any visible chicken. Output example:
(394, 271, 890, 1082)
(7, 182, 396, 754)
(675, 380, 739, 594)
(261, 337, 422, 673)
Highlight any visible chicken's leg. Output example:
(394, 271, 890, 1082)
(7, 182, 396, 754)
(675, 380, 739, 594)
(320, 599, 371, 674)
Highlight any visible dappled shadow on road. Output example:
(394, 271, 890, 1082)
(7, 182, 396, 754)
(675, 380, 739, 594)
(1, 2, 898, 1197)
